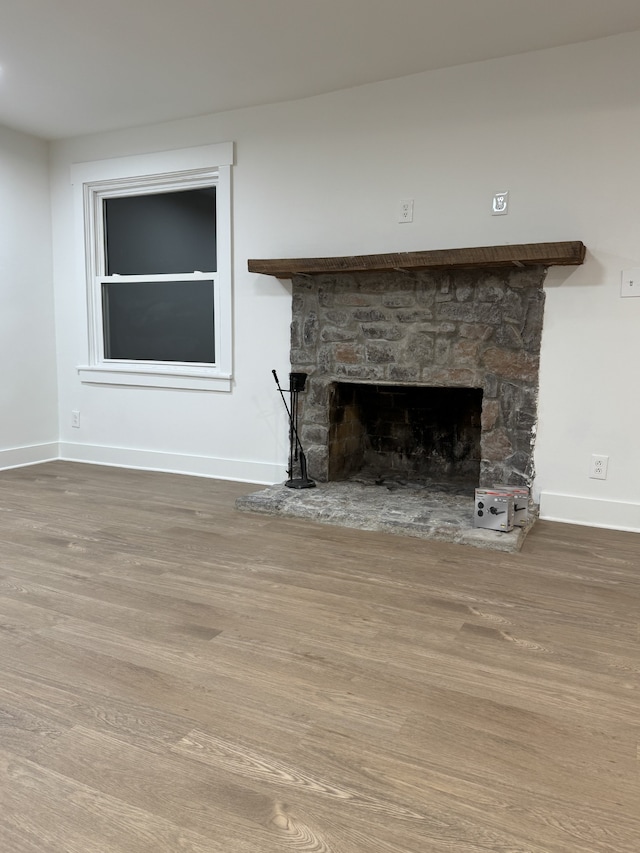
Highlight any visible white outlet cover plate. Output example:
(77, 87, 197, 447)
(589, 454, 609, 479)
(621, 268, 640, 298)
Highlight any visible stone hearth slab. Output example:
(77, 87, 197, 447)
(235, 481, 533, 552)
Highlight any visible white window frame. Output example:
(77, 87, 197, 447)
(72, 142, 233, 391)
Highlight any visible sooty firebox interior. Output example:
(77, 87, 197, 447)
(328, 383, 483, 487)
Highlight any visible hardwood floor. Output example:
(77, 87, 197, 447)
(0, 460, 637, 852)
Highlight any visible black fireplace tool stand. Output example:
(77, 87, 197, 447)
(272, 370, 316, 489)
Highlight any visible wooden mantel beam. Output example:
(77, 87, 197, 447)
(248, 241, 586, 279)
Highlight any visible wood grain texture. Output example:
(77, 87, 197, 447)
(0, 460, 637, 852)
(247, 240, 586, 277)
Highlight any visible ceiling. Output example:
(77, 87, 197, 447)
(1, 0, 640, 140)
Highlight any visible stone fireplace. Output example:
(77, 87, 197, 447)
(241, 243, 585, 549)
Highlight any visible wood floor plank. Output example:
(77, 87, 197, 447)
(0, 577, 223, 647)
(0, 686, 71, 760)
(0, 746, 226, 853)
(30, 726, 288, 850)
(0, 460, 638, 852)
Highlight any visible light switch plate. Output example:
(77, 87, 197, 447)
(621, 268, 640, 297)
(492, 191, 509, 215)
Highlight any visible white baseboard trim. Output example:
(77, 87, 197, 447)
(58, 442, 286, 486)
(540, 491, 640, 534)
(0, 442, 60, 471)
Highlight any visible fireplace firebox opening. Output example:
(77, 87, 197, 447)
(328, 383, 483, 488)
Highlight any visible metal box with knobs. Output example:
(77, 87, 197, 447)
(474, 489, 515, 531)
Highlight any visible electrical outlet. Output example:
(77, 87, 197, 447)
(492, 191, 509, 215)
(621, 268, 640, 298)
(589, 454, 608, 480)
(398, 199, 414, 223)
(71, 410, 80, 429)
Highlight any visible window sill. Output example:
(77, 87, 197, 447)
(77, 364, 232, 392)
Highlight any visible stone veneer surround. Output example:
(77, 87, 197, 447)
(290, 266, 548, 488)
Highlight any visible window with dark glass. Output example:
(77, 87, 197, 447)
(101, 187, 217, 364)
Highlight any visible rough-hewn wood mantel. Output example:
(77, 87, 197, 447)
(248, 241, 585, 278)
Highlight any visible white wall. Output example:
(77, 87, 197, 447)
(49, 30, 640, 530)
(0, 124, 58, 467)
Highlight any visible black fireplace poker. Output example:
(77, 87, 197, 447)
(272, 369, 316, 490)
